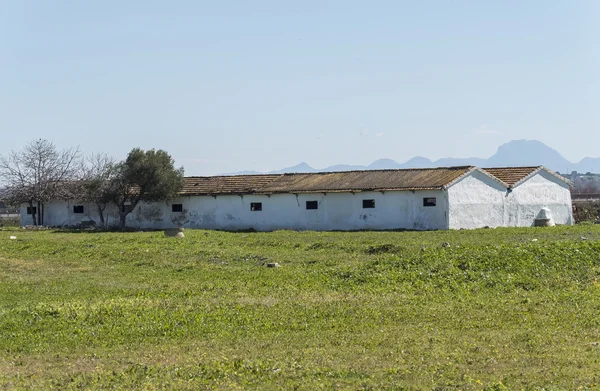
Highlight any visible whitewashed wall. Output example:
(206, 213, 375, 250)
(21, 190, 448, 231)
(20, 202, 120, 228)
(504, 170, 573, 226)
(123, 190, 447, 231)
(447, 169, 573, 229)
(447, 170, 507, 229)
(19, 170, 572, 230)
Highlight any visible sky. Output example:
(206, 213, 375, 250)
(1, 1, 599, 175)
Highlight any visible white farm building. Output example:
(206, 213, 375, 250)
(20, 166, 573, 231)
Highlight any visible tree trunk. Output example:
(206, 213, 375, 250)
(29, 201, 37, 225)
(117, 201, 137, 229)
(96, 204, 106, 227)
(36, 201, 43, 226)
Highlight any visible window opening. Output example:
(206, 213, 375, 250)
(423, 197, 437, 207)
(362, 199, 375, 208)
(306, 201, 318, 210)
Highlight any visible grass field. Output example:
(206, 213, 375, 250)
(1, 226, 600, 390)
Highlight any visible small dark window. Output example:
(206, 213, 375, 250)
(122, 204, 134, 213)
(250, 202, 262, 211)
(362, 199, 375, 209)
(73, 205, 84, 214)
(423, 197, 436, 207)
(172, 204, 183, 212)
(26, 206, 37, 215)
(306, 201, 318, 210)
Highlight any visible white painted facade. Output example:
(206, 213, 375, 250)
(19, 169, 574, 231)
(447, 169, 573, 229)
(504, 170, 573, 227)
(448, 170, 507, 229)
(22, 190, 448, 231)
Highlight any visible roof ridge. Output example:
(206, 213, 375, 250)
(185, 173, 284, 179)
(186, 165, 476, 179)
(279, 166, 475, 176)
(482, 166, 542, 170)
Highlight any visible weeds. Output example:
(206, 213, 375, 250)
(1, 226, 600, 389)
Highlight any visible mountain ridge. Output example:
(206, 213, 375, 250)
(226, 140, 600, 175)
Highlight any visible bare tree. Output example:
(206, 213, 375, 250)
(79, 153, 117, 227)
(0, 139, 82, 225)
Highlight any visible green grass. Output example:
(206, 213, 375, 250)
(0, 216, 19, 227)
(1, 226, 600, 390)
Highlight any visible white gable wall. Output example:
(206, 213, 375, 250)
(447, 169, 573, 229)
(504, 170, 573, 226)
(447, 170, 506, 229)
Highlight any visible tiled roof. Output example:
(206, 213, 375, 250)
(181, 174, 282, 195)
(259, 167, 474, 193)
(482, 167, 541, 187)
(180, 166, 475, 195)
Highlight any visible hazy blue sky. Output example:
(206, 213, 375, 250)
(1, 1, 598, 175)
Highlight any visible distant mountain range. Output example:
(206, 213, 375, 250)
(227, 140, 600, 175)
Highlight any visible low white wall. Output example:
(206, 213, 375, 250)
(20, 202, 120, 228)
(126, 190, 448, 231)
(21, 190, 449, 231)
(448, 170, 573, 229)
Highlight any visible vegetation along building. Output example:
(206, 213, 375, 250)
(20, 166, 573, 230)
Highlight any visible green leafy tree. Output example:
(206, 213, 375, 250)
(107, 148, 184, 228)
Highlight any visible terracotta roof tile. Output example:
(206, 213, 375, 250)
(259, 167, 473, 193)
(180, 166, 474, 195)
(482, 167, 541, 187)
(181, 174, 282, 195)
